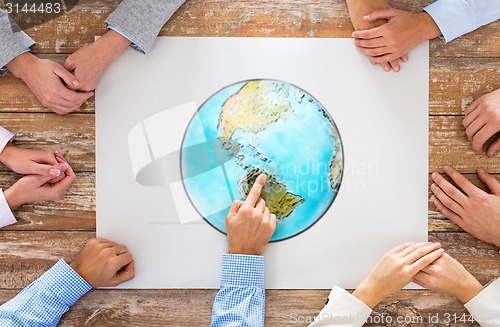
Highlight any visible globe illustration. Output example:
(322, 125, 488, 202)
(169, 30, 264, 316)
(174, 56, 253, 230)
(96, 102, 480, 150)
(181, 79, 343, 241)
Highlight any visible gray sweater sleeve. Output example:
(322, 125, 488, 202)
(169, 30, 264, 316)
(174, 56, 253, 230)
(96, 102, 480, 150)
(105, 0, 186, 54)
(0, 10, 35, 74)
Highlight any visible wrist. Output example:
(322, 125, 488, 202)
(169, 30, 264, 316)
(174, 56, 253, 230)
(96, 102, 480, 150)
(98, 30, 131, 63)
(416, 12, 441, 42)
(4, 186, 23, 211)
(346, 0, 390, 30)
(456, 278, 484, 304)
(0, 143, 14, 164)
(352, 284, 385, 309)
(5, 52, 38, 81)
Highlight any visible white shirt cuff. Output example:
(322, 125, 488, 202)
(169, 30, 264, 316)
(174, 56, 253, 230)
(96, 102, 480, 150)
(464, 278, 500, 327)
(0, 126, 14, 154)
(309, 286, 372, 327)
(0, 189, 16, 228)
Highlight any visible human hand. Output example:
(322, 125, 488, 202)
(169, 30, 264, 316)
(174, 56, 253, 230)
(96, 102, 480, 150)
(462, 88, 500, 156)
(413, 253, 483, 303)
(352, 9, 441, 64)
(6, 52, 93, 114)
(431, 166, 500, 247)
(345, 0, 407, 72)
(0, 143, 68, 178)
(352, 242, 443, 308)
(64, 30, 131, 92)
(226, 174, 277, 255)
(3, 162, 76, 210)
(70, 238, 135, 287)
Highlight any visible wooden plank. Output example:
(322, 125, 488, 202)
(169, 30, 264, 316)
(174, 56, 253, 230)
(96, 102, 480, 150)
(6, 0, 496, 57)
(0, 289, 476, 326)
(0, 288, 480, 326)
(430, 116, 500, 173)
(0, 113, 95, 172)
(0, 172, 95, 231)
(430, 58, 500, 116)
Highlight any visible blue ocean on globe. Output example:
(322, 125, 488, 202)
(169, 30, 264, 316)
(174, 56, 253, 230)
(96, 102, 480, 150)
(181, 79, 343, 241)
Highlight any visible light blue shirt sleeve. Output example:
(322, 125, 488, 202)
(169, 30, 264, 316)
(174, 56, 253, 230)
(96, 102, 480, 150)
(211, 254, 265, 327)
(0, 259, 92, 326)
(424, 0, 500, 42)
(107, 24, 144, 53)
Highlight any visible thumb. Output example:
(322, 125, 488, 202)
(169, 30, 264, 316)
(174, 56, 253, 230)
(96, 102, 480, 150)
(27, 160, 62, 178)
(29, 173, 55, 187)
(53, 64, 80, 90)
(477, 168, 500, 195)
(487, 137, 500, 157)
(113, 260, 135, 285)
(363, 8, 400, 22)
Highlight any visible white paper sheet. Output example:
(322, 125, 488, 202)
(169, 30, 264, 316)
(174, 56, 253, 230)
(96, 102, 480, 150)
(96, 37, 429, 289)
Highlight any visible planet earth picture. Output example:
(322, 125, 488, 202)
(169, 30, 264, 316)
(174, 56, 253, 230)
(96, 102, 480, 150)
(181, 79, 343, 241)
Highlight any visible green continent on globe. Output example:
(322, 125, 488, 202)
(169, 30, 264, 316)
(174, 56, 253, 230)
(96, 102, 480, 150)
(238, 168, 304, 219)
(329, 128, 343, 190)
(217, 80, 294, 140)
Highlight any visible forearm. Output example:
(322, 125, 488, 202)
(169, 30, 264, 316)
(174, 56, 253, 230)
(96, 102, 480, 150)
(211, 254, 265, 327)
(0, 259, 91, 326)
(345, 0, 390, 30)
(0, 10, 35, 74)
(5, 52, 38, 80)
(94, 30, 131, 63)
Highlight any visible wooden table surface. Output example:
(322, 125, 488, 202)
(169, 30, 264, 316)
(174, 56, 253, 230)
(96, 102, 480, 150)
(1, 0, 499, 326)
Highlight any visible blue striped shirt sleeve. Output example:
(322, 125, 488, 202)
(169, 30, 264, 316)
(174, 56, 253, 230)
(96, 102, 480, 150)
(211, 254, 265, 327)
(0, 259, 92, 326)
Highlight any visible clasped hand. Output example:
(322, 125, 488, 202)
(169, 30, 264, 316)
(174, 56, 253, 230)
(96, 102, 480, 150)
(0, 143, 76, 210)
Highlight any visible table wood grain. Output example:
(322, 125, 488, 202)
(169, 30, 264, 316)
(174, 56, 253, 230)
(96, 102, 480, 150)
(0, 0, 499, 326)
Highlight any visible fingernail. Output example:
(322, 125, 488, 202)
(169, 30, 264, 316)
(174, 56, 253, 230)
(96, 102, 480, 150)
(60, 162, 69, 170)
(73, 80, 79, 86)
(431, 172, 437, 179)
(430, 183, 436, 190)
(50, 169, 61, 177)
(384, 66, 390, 72)
(363, 15, 369, 19)
(443, 166, 449, 172)
(394, 66, 399, 72)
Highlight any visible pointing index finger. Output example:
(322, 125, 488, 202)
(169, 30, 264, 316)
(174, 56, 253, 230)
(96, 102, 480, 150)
(244, 174, 267, 208)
